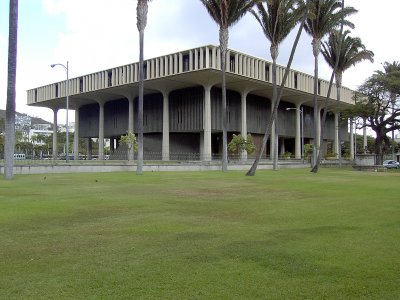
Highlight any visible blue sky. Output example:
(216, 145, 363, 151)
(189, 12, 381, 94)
(1, 0, 399, 123)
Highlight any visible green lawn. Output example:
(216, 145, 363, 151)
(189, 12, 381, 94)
(0, 169, 399, 299)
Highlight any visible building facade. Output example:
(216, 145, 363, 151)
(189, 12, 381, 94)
(27, 45, 354, 161)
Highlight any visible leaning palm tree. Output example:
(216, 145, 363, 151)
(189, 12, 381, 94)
(247, 0, 311, 176)
(311, 29, 374, 172)
(200, 0, 256, 172)
(136, 0, 152, 175)
(303, 0, 356, 168)
(4, 0, 18, 180)
(251, 0, 301, 170)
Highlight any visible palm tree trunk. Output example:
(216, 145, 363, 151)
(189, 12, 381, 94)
(271, 45, 279, 171)
(136, 1, 148, 175)
(247, 1, 310, 176)
(137, 29, 144, 175)
(311, 38, 321, 170)
(311, 0, 345, 173)
(336, 83, 342, 167)
(220, 26, 229, 172)
(4, 0, 18, 180)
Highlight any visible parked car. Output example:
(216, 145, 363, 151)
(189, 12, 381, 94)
(383, 160, 400, 169)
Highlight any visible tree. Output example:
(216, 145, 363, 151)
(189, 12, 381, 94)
(251, 0, 301, 170)
(119, 132, 138, 161)
(303, 0, 356, 168)
(200, 0, 256, 172)
(4, 0, 18, 179)
(247, 0, 311, 176)
(377, 61, 400, 159)
(136, 0, 152, 175)
(228, 134, 256, 155)
(347, 69, 400, 165)
(322, 30, 374, 93)
(309, 29, 374, 172)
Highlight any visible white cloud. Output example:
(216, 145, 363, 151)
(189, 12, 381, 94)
(2, 0, 399, 123)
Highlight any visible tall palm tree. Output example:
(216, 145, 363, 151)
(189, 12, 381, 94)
(200, 0, 256, 172)
(303, 0, 356, 168)
(251, 0, 301, 170)
(247, 0, 311, 176)
(136, 0, 152, 175)
(4, 0, 18, 180)
(322, 30, 374, 94)
(311, 29, 374, 172)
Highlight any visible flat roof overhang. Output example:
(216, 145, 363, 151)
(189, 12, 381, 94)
(28, 68, 352, 112)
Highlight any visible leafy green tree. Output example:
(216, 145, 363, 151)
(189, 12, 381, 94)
(251, 0, 301, 170)
(303, 0, 356, 168)
(119, 132, 138, 161)
(4, 0, 18, 179)
(377, 61, 400, 159)
(200, 0, 256, 172)
(228, 134, 256, 155)
(347, 69, 400, 164)
(136, 0, 153, 174)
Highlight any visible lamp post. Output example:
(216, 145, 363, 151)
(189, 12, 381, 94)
(51, 61, 69, 163)
(287, 107, 304, 163)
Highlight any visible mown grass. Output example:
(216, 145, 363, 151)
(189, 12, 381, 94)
(0, 169, 399, 299)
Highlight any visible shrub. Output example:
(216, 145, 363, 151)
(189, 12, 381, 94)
(228, 134, 256, 155)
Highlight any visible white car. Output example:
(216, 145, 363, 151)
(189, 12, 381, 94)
(383, 160, 400, 169)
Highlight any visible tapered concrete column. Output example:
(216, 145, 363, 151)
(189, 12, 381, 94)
(363, 117, 367, 153)
(110, 137, 115, 153)
(294, 104, 301, 159)
(74, 108, 79, 161)
(52, 109, 58, 160)
(334, 112, 339, 157)
(203, 85, 212, 161)
(128, 96, 134, 161)
(280, 138, 285, 154)
(87, 138, 92, 160)
(240, 91, 248, 161)
(350, 118, 354, 159)
(98, 102, 104, 160)
(162, 91, 170, 161)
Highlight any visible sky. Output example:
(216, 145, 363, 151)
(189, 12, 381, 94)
(0, 0, 399, 123)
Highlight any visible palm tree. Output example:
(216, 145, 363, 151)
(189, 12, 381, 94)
(200, 0, 256, 172)
(247, 0, 311, 176)
(303, 0, 356, 168)
(251, 0, 301, 170)
(136, 0, 152, 175)
(322, 30, 374, 95)
(311, 29, 374, 171)
(4, 0, 18, 180)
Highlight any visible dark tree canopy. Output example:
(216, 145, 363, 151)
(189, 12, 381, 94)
(347, 67, 400, 164)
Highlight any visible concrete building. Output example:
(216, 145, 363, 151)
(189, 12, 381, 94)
(27, 45, 355, 161)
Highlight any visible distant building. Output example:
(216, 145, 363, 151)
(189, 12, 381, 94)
(27, 45, 355, 161)
(15, 113, 31, 130)
(32, 123, 52, 131)
(29, 129, 52, 145)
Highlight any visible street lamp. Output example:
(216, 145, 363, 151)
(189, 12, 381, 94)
(51, 61, 69, 163)
(287, 106, 304, 163)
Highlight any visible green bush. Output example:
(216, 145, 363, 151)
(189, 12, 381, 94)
(228, 134, 256, 155)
